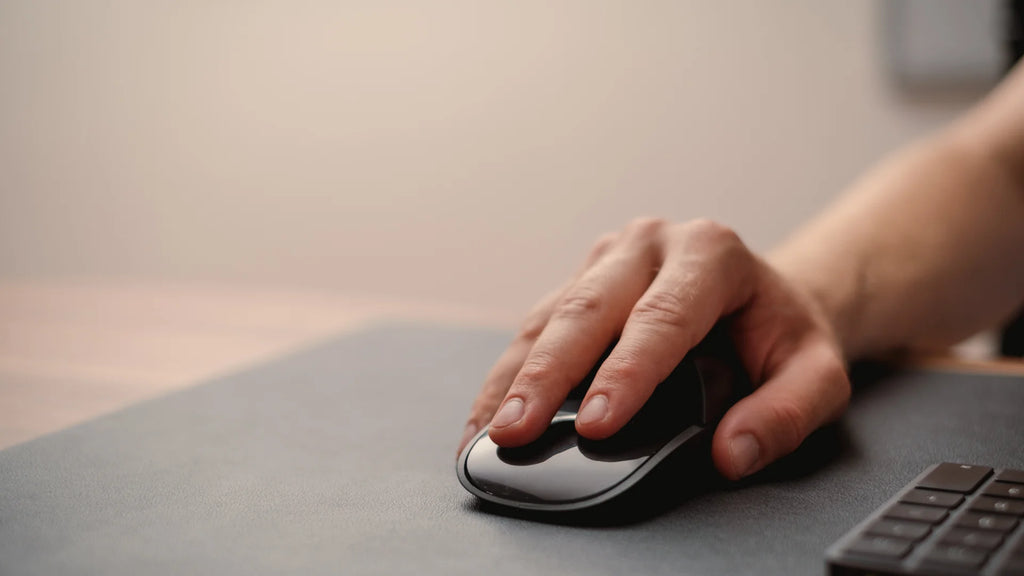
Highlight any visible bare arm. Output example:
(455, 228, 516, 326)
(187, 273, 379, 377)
(773, 61, 1024, 359)
(459, 61, 1024, 481)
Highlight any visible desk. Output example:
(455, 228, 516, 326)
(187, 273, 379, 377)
(0, 279, 516, 451)
(2, 288, 1024, 576)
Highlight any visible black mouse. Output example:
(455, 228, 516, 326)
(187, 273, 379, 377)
(456, 325, 750, 513)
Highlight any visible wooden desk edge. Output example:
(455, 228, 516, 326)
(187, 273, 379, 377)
(903, 354, 1024, 377)
(4, 277, 1024, 453)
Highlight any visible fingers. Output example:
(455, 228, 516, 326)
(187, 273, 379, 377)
(457, 287, 563, 456)
(457, 233, 620, 456)
(710, 338, 850, 480)
(462, 215, 851, 483)
(487, 222, 663, 447)
(576, 220, 756, 439)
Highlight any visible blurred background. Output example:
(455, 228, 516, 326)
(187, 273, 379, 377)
(0, 0, 1009, 316)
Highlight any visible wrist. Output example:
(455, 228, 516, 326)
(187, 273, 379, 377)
(765, 248, 867, 361)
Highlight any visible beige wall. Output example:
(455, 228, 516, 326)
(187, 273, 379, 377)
(0, 1, 978, 315)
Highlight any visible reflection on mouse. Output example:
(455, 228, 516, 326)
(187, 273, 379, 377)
(456, 326, 750, 513)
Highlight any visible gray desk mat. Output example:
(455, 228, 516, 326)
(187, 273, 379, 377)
(2, 324, 1023, 576)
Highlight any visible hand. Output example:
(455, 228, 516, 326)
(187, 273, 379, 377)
(456, 218, 850, 480)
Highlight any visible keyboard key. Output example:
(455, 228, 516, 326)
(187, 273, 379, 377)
(996, 469, 1024, 485)
(830, 465, 1024, 576)
(865, 519, 930, 542)
(884, 503, 948, 524)
(917, 463, 993, 493)
(920, 544, 988, 570)
(899, 488, 964, 508)
(844, 535, 912, 559)
(985, 482, 1024, 500)
(971, 496, 1024, 516)
(940, 528, 1004, 550)
(957, 512, 1019, 532)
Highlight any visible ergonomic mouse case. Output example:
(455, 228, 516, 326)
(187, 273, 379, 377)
(457, 326, 750, 512)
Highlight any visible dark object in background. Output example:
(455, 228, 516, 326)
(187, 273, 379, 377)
(882, 0, 1005, 91)
(998, 0, 1024, 357)
(1001, 309, 1024, 357)
(1008, 0, 1024, 66)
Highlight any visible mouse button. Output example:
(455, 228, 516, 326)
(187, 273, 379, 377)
(559, 395, 583, 414)
(623, 358, 704, 433)
(564, 374, 593, 403)
(559, 372, 595, 414)
(464, 423, 650, 505)
(576, 361, 704, 462)
(493, 418, 580, 465)
(576, 428, 672, 461)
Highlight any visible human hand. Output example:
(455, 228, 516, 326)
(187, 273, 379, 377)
(457, 218, 850, 480)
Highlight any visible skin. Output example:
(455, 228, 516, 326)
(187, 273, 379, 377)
(458, 60, 1024, 481)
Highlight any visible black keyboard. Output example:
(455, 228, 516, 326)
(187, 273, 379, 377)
(827, 463, 1024, 576)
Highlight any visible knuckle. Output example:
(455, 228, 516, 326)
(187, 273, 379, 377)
(683, 218, 741, 247)
(592, 232, 619, 254)
(624, 217, 668, 240)
(514, 350, 559, 389)
(552, 286, 604, 320)
(677, 219, 751, 275)
(631, 290, 694, 333)
(597, 355, 646, 389)
(584, 232, 620, 265)
(634, 289, 690, 320)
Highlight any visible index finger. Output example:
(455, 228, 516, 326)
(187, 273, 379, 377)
(457, 233, 621, 456)
(575, 221, 756, 439)
(487, 221, 663, 447)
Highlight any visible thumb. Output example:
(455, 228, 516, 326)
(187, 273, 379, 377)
(711, 340, 850, 480)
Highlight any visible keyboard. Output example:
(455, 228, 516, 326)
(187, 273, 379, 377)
(827, 463, 1024, 576)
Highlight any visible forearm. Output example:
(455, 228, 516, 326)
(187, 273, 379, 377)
(769, 132, 1024, 360)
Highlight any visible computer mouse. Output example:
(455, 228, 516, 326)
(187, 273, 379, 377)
(457, 325, 750, 513)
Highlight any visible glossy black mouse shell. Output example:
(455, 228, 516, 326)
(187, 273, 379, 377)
(457, 326, 751, 513)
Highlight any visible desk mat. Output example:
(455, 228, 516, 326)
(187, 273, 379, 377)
(2, 324, 1023, 575)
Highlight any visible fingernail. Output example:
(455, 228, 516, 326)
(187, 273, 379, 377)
(457, 423, 479, 455)
(491, 398, 524, 428)
(576, 395, 608, 426)
(729, 433, 761, 478)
